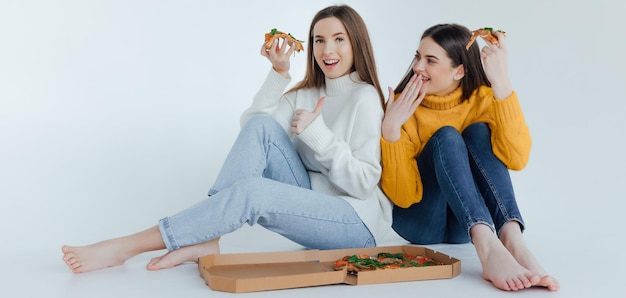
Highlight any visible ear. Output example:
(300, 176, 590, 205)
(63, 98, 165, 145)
(453, 65, 465, 80)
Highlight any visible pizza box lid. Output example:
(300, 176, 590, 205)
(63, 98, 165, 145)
(198, 245, 461, 293)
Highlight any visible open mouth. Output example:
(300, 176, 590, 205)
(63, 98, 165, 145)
(416, 73, 430, 83)
(324, 59, 339, 66)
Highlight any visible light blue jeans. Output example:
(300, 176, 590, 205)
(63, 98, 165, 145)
(392, 123, 525, 244)
(158, 116, 375, 250)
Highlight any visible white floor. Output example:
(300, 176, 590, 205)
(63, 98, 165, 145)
(4, 222, 623, 298)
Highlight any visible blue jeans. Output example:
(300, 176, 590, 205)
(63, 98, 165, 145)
(392, 123, 525, 244)
(158, 116, 375, 250)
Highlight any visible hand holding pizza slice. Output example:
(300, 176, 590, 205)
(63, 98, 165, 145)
(465, 27, 506, 50)
(265, 28, 304, 52)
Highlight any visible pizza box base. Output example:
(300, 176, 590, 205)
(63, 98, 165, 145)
(198, 245, 461, 293)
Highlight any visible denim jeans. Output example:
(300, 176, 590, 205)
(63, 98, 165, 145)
(392, 123, 525, 244)
(158, 115, 375, 250)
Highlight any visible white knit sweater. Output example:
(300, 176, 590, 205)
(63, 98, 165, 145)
(241, 69, 395, 244)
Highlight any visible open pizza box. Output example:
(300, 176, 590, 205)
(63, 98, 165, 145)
(198, 245, 461, 293)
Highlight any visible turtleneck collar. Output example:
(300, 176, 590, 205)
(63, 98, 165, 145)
(421, 87, 463, 110)
(324, 72, 363, 97)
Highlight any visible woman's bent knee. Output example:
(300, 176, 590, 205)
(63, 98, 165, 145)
(434, 126, 461, 138)
(432, 126, 465, 149)
(462, 122, 489, 139)
(245, 115, 279, 129)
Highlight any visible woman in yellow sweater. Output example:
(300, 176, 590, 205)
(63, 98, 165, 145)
(380, 24, 558, 292)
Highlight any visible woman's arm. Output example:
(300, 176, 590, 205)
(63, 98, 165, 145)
(241, 41, 298, 128)
(240, 69, 292, 128)
(297, 86, 384, 199)
(489, 91, 532, 170)
(380, 123, 423, 208)
(379, 75, 426, 207)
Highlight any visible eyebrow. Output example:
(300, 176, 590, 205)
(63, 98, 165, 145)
(415, 50, 439, 60)
(314, 32, 346, 39)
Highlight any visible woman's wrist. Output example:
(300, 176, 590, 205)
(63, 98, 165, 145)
(492, 81, 513, 100)
(272, 67, 289, 78)
(382, 120, 401, 142)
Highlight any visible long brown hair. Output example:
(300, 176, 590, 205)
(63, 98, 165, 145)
(286, 5, 384, 107)
(394, 23, 490, 101)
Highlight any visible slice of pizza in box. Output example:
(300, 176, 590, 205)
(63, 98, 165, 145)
(198, 245, 461, 293)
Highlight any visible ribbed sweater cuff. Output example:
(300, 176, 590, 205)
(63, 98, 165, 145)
(261, 68, 291, 99)
(380, 137, 404, 164)
(298, 115, 334, 152)
(493, 91, 523, 124)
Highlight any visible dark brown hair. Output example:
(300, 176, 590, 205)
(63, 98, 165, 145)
(286, 5, 384, 107)
(394, 23, 491, 101)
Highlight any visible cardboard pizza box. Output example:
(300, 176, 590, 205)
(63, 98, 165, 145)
(198, 245, 461, 293)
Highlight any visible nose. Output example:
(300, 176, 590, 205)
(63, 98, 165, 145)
(322, 42, 335, 54)
(413, 59, 426, 71)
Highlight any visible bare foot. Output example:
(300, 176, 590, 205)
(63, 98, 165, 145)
(146, 238, 220, 270)
(505, 243, 560, 291)
(61, 239, 135, 273)
(500, 222, 560, 291)
(480, 241, 540, 291)
(536, 275, 560, 291)
(62, 226, 165, 273)
(471, 224, 539, 291)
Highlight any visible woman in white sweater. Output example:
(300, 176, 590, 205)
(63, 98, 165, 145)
(61, 5, 395, 273)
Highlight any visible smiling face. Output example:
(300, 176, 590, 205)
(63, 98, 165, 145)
(413, 36, 464, 96)
(312, 17, 354, 79)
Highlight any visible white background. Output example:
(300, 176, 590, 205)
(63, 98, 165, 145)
(1, 0, 625, 297)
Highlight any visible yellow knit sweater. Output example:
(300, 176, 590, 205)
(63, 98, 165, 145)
(380, 86, 531, 208)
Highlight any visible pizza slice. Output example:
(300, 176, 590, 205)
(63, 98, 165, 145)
(264, 28, 304, 52)
(465, 27, 506, 50)
(333, 252, 442, 274)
